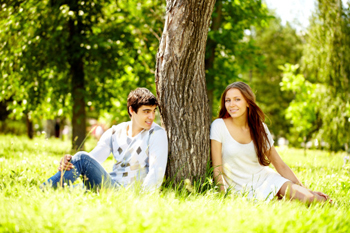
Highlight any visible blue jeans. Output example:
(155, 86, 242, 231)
(43, 152, 120, 190)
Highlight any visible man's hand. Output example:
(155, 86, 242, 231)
(58, 154, 74, 171)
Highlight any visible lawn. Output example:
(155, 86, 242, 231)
(0, 134, 349, 232)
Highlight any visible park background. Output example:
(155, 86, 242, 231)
(1, 0, 350, 232)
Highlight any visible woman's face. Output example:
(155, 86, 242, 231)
(224, 88, 249, 119)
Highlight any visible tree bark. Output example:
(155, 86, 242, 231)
(155, 0, 215, 183)
(205, 1, 222, 119)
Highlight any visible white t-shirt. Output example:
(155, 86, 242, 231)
(210, 118, 289, 201)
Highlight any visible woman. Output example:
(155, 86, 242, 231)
(210, 82, 329, 203)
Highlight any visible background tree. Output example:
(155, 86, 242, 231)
(280, 63, 322, 154)
(156, 0, 215, 183)
(0, 0, 165, 149)
(246, 14, 303, 138)
(300, 0, 350, 150)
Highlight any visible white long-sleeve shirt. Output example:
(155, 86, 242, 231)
(89, 121, 168, 191)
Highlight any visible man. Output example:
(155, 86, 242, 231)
(42, 88, 168, 191)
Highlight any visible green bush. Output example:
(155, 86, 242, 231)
(0, 119, 27, 135)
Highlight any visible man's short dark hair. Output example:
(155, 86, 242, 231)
(127, 88, 158, 117)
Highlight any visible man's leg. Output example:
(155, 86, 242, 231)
(43, 152, 119, 190)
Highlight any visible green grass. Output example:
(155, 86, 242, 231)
(0, 135, 349, 232)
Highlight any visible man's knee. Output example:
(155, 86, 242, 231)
(73, 151, 92, 162)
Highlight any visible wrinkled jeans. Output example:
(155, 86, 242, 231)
(42, 152, 120, 190)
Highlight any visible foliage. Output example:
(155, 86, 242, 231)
(280, 64, 322, 147)
(301, 0, 350, 150)
(97, 0, 165, 127)
(0, 118, 27, 135)
(207, 6, 304, 138)
(0, 0, 164, 144)
(248, 15, 303, 138)
(205, 0, 271, 118)
(0, 135, 349, 232)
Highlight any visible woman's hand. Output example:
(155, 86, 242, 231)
(58, 154, 74, 171)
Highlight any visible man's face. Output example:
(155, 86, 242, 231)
(130, 105, 157, 131)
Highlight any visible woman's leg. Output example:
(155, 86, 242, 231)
(277, 181, 327, 203)
(43, 152, 119, 190)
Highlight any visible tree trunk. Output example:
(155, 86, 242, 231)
(155, 0, 215, 183)
(25, 114, 34, 139)
(71, 63, 86, 151)
(68, 15, 86, 151)
(205, 1, 222, 119)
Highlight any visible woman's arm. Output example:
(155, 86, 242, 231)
(267, 146, 304, 187)
(211, 140, 226, 192)
(268, 146, 330, 201)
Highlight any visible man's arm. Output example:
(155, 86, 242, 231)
(88, 127, 114, 163)
(58, 128, 113, 171)
(142, 129, 168, 191)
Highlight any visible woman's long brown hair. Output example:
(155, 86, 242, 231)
(218, 82, 271, 166)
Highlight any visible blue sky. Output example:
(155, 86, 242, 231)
(264, 0, 316, 29)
